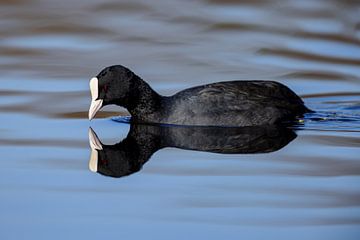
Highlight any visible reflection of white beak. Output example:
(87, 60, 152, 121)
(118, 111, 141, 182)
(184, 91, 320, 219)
(88, 127, 103, 173)
(88, 77, 103, 120)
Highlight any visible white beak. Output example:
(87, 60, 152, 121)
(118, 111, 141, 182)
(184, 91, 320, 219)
(89, 77, 103, 120)
(88, 127, 103, 173)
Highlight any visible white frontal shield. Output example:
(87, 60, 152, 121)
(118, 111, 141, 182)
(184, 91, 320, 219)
(89, 77, 103, 120)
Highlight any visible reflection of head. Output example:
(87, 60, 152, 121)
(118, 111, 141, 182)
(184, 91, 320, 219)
(89, 124, 297, 178)
(96, 139, 142, 178)
(89, 127, 159, 178)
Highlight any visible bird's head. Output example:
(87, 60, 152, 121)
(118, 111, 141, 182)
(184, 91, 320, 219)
(88, 65, 135, 120)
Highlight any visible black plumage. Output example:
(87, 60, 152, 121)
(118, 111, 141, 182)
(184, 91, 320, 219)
(91, 65, 311, 126)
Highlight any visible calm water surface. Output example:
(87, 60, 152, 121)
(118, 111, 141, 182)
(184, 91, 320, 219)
(0, 0, 359, 239)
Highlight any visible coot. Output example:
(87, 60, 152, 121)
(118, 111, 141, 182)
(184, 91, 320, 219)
(89, 65, 311, 126)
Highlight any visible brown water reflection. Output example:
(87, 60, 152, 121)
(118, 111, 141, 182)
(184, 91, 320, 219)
(0, 0, 360, 239)
(259, 48, 360, 65)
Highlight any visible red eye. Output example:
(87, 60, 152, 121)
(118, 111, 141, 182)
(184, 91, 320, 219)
(104, 85, 108, 92)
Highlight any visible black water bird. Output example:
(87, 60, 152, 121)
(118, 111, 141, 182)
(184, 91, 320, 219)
(89, 65, 312, 126)
(88, 124, 296, 178)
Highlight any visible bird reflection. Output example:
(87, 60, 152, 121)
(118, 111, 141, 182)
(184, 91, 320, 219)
(88, 124, 297, 178)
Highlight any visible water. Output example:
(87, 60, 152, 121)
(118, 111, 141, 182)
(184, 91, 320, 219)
(0, 0, 360, 239)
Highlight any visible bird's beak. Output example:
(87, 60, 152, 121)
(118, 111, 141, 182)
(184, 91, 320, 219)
(88, 127, 103, 173)
(89, 77, 103, 120)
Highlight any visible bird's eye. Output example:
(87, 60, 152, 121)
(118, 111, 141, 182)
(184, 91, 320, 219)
(103, 85, 108, 92)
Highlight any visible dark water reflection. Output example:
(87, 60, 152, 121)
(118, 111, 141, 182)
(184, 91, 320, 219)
(89, 124, 296, 178)
(1, 0, 360, 239)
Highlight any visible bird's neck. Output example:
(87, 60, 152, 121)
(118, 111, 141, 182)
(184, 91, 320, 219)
(124, 75, 162, 122)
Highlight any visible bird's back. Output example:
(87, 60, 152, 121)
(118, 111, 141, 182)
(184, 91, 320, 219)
(159, 80, 309, 126)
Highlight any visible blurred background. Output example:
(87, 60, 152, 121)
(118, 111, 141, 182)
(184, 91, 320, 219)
(0, 0, 359, 239)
